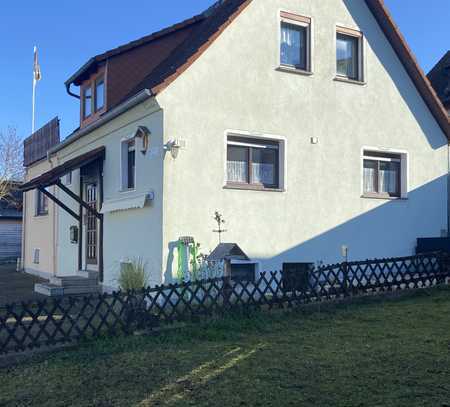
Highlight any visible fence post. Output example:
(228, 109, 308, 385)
(223, 259, 232, 309)
(342, 262, 349, 297)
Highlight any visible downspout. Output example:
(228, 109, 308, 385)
(20, 176, 27, 271)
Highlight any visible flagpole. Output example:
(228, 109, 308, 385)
(32, 46, 37, 134)
(32, 78, 36, 134)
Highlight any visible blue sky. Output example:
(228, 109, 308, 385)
(0, 0, 448, 141)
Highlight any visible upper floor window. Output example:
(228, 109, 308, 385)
(336, 27, 363, 82)
(36, 189, 48, 216)
(226, 136, 281, 190)
(95, 77, 105, 112)
(121, 139, 136, 191)
(363, 151, 404, 199)
(83, 86, 92, 119)
(280, 12, 311, 72)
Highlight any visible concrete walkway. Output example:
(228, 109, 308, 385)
(0, 264, 46, 306)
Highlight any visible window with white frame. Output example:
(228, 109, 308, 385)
(226, 136, 282, 190)
(336, 27, 363, 81)
(363, 151, 404, 198)
(36, 189, 48, 216)
(280, 11, 311, 72)
(121, 139, 136, 190)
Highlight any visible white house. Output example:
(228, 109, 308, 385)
(21, 0, 450, 294)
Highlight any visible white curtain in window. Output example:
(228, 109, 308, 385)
(379, 162, 399, 194)
(281, 24, 304, 67)
(252, 163, 275, 185)
(252, 149, 276, 185)
(363, 160, 377, 193)
(227, 146, 248, 183)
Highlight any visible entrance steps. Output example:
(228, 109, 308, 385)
(34, 271, 100, 297)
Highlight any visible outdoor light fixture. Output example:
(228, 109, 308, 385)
(165, 139, 186, 159)
(134, 126, 151, 155)
(341, 245, 349, 262)
(70, 226, 79, 244)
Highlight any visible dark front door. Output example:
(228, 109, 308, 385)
(86, 183, 98, 265)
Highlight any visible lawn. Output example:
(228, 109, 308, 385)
(1, 288, 450, 407)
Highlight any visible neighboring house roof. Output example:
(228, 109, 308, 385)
(428, 51, 450, 110)
(63, 0, 449, 147)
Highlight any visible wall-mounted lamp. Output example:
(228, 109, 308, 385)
(134, 126, 151, 155)
(341, 245, 349, 262)
(165, 139, 186, 159)
(70, 225, 79, 244)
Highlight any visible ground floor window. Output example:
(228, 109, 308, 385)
(227, 136, 281, 190)
(363, 150, 403, 198)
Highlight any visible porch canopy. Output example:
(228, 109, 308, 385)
(20, 146, 105, 280)
(21, 146, 105, 192)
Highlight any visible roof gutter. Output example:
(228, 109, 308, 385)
(49, 88, 153, 155)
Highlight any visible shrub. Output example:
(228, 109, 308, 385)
(118, 258, 149, 291)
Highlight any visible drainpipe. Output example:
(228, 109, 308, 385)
(20, 176, 27, 272)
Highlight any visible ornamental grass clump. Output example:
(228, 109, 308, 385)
(118, 258, 149, 292)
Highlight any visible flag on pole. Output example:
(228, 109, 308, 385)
(33, 46, 41, 82)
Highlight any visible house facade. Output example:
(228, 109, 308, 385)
(22, 0, 450, 292)
(22, 118, 60, 277)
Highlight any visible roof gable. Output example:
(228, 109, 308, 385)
(64, 0, 449, 144)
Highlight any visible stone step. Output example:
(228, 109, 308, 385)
(35, 283, 64, 297)
(50, 276, 98, 287)
(76, 270, 99, 279)
(34, 283, 100, 297)
(62, 286, 100, 296)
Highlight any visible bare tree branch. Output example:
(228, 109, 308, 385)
(0, 127, 24, 202)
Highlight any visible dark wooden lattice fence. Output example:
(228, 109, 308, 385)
(1, 252, 448, 355)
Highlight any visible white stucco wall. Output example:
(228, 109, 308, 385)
(156, 0, 448, 280)
(23, 159, 57, 278)
(54, 99, 164, 288)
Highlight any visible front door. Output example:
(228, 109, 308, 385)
(85, 183, 98, 265)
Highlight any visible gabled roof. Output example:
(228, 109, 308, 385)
(65, 14, 206, 88)
(427, 51, 450, 108)
(207, 243, 250, 262)
(65, 0, 449, 142)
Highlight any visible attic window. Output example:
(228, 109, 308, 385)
(279, 12, 311, 72)
(95, 77, 105, 111)
(336, 27, 364, 82)
(83, 86, 92, 119)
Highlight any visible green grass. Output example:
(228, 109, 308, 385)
(1, 288, 450, 406)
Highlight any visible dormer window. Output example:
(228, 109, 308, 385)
(95, 76, 105, 111)
(83, 86, 92, 119)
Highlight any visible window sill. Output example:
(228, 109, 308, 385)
(276, 66, 313, 77)
(34, 213, 49, 218)
(334, 76, 366, 86)
(224, 184, 285, 193)
(119, 188, 136, 194)
(361, 194, 407, 201)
